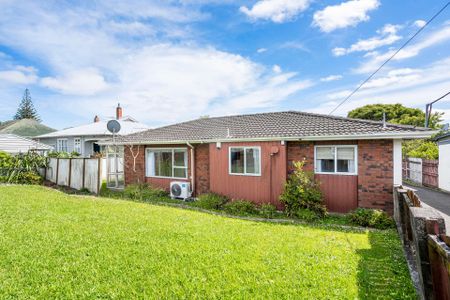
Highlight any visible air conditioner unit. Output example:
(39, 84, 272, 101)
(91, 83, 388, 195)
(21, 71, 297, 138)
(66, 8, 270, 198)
(170, 181, 191, 200)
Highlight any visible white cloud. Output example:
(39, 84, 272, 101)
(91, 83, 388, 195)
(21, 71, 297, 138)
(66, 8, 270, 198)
(320, 75, 343, 82)
(279, 41, 310, 52)
(312, 0, 380, 32)
(257, 48, 267, 53)
(0, 1, 314, 125)
(414, 20, 426, 28)
(272, 64, 282, 73)
(240, 0, 310, 23)
(41, 68, 109, 96)
(308, 57, 450, 122)
(332, 24, 402, 56)
(355, 25, 450, 73)
(0, 65, 38, 85)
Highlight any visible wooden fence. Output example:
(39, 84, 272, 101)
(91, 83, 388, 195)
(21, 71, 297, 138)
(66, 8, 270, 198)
(45, 157, 104, 194)
(403, 157, 439, 188)
(394, 186, 450, 299)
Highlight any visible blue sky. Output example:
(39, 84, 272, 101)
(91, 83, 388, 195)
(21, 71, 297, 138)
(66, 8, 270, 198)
(0, 0, 449, 129)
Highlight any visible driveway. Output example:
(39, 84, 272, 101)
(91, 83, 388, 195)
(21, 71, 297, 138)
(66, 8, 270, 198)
(405, 185, 450, 229)
(407, 185, 450, 215)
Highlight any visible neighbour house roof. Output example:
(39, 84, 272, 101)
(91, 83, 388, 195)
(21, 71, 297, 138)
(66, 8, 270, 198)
(434, 132, 450, 142)
(0, 119, 55, 137)
(35, 119, 150, 139)
(112, 111, 435, 145)
(0, 134, 52, 153)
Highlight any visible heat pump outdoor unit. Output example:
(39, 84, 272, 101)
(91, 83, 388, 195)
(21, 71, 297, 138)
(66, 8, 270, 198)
(170, 181, 191, 200)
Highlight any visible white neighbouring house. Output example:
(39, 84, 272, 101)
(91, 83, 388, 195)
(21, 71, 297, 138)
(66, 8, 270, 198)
(0, 133, 52, 155)
(35, 104, 150, 157)
(436, 132, 450, 192)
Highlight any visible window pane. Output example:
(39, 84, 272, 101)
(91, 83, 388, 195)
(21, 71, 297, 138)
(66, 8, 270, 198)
(316, 147, 334, 159)
(230, 148, 244, 173)
(155, 151, 172, 177)
(174, 167, 187, 178)
(318, 159, 335, 172)
(337, 147, 355, 173)
(245, 148, 260, 174)
(174, 150, 186, 167)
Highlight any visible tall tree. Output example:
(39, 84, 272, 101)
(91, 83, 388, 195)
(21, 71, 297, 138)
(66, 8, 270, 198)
(347, 103, 443, 129)
(348, 103, 442, 159)
(14, 89, 40, 122)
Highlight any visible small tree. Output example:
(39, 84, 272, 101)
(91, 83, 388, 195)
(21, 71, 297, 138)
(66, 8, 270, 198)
(14, 89, 41, 121)
(279, 160, 326, 218)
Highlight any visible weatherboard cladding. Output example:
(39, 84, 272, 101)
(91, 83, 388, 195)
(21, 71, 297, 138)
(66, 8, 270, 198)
(118, 111, 430, 143)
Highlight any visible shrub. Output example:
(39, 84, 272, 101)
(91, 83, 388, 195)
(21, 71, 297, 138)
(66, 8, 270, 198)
(260, 203, 277, 219)
(2, 151, 46, 184)
(279, 160, 327, 218)
(16, 171, 43, 185)
(223, 200, 258, 216)
(124, 183, 167, 201)
(194, 193, 229, 210)
(348, 208, 395, 229)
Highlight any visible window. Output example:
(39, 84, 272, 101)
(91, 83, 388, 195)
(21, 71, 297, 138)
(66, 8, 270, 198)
(57, 139, 68, 152)
(146, 148, 188, 179)
(74, 138, 82, 154)
(107, 145, 124, 189)
(315, 146, 357, 175)
(229, 147, 261, 176)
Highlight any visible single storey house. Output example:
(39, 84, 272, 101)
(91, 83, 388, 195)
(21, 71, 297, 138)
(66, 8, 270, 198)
(0, 133, 52, 155)
(436, 132, 450, 192)
(113, 111, 434, 213)
(35, 104, 149, 157)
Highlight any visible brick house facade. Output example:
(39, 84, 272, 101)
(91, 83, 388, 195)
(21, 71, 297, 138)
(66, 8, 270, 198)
(114, 111, 433, 214)
(124, 139, 396, 213)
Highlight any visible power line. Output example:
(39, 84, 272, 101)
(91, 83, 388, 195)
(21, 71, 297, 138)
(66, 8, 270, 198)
(328, 1, 450, 115)
(425, 91, 450, 127)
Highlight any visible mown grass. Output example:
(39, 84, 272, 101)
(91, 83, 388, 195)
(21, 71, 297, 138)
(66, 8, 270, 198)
(0, 185, 415, 299)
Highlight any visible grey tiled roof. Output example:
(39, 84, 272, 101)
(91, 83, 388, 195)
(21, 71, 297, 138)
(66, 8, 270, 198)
(117, 111, 432, 143)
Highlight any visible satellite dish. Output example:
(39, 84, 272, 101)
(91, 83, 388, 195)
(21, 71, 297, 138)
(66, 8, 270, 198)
(107, 120, 121, 134)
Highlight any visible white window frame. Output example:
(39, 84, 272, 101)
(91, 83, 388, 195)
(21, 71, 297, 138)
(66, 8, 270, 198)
(145, 147, 188, 179)
(74, 137, 82, 154)
(229, 146, 262, 176)
(56, 138, 68, 152)
(314, 145, 358, 176)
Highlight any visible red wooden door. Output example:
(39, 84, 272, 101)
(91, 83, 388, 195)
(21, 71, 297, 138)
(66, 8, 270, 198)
(315, 174, 358, 213)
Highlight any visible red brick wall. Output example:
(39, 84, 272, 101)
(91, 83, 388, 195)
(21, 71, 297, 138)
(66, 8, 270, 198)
(124, 145, 145, 185)
(357, 139, 394, 213)
(287, 141, 314, 173)
(195, 144, 210, 195)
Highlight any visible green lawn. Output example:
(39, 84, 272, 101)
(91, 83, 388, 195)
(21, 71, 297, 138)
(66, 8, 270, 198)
(0, 185, 415, 299)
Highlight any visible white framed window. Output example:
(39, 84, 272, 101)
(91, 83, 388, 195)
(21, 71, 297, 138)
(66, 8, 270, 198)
(146, 148, 188, 179)
(229, 146, 261, 176)
(56, 138, 68, 152)
(314, 145, 357, 175)
(74, 137, 82, 154)
(107, 145, 124, 189)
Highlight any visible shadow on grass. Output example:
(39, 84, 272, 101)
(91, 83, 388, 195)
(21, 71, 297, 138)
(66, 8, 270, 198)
(356, 231, 416, 299)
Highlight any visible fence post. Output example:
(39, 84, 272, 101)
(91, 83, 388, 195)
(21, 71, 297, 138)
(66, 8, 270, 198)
(68, 158, 72, 187)
(97, 157, 101, 194)
(410, 207, 446, 299)
(82, 158, 86, 189)
(55, 158, 59, 185)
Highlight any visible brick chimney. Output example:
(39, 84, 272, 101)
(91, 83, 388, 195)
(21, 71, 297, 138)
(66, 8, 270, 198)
(116, 103, 122, 120)
(94, 115, 100, 123)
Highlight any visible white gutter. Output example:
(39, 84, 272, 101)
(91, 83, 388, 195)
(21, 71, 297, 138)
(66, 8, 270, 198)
(101, 130, 436, 145)
(186, 142, 195, 196)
